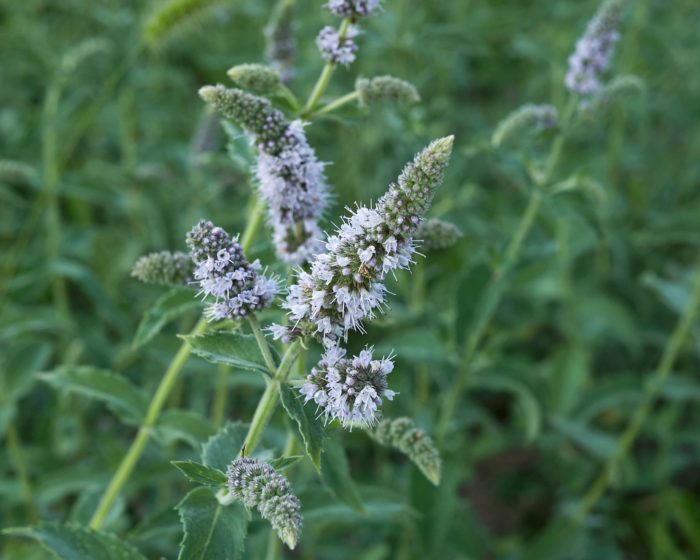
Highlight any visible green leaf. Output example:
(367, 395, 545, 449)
(155, 410, 215, 448)
(268, 455, 303, 472)
(39, 367, 149, 426)
(172, 461, 228, 487)
(132, 287, 201, 349)
(177, 487, 248, 560)
(279, 383, 324, 471)
(201, 421, 249, 471)
(183, 331, 271, 375)
(3, 523, 147, 559)
(320, 436, 365, 513)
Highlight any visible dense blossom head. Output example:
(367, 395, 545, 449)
(316, 25, 358, 67)
(199, 86, 329, 264)
(131, 251, 193, 286)
(277, 136, 453, 344)
(227, 458, 302, 549)
(416, 218, 462, 251)
(491, 103, 558, 147)
(356, 75, 419, 107)
(264, 0, 296, 84)
(565, 0, 622, 96)
(186, 220, 277, 320)
(227, 63, 281, 93)
(327, 0, 380, 18)
(300, 344, 395, 427)
(371, 417, 442, 485)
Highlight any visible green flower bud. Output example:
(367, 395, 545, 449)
(416, 218, 462, 251)
(131, 251, 193, 286)
(492, 103, 558, 147)
(227, 63, 281, 93)
(356, 75, 420, 107)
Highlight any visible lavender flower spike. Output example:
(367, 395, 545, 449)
(186, 220, 277, 321)
(316, 25, 359, 67)
(327, 0, 381, 18)
(565, 0, 623, 96)
(300, 344, 395, 428)
(279, 136, 453, 344)
(227, 458, 302, 549)
(199, 85, 329, 264)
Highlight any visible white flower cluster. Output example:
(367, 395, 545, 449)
(186, 220, 278, 321)
(300, 344, 395, 427)
(199, 86, 329, 264)
(327, 0, 380, 18)
(275, 136, 454, 345)
(316, 25, 359, 67)
(565, 0, 622, 96)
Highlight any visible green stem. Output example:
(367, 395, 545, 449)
(315, 90, 360, 116)
(5, 423, 38, 523)
(89, 317, 208, 529)
(249, 315, 278, 375)
(302, 18, 351, 117)
(240, 195, 266, 254)
(240, 340, 301, 456)
(212, 363, 229, 427)
(575, 264, 700, 520)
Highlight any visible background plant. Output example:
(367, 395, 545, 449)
(2, 0, 700, 559)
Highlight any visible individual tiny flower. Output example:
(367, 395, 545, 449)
(185, 220, 277, 320)
(327, 0, 380, 18)
(227, 63, 281, 93)
(416, 218, 462, 251)
(264, 0, 296, 84)
(316, 25, 358, 67)
(565, 0, 623, 96)
(356, 75, 420, 107)
(491, 103, 558, 147)
(131, 251, 194, 286)
(370, 417, 442, 485)
(199, 85, 329, 264)
(300, 344, 395, 428)
(281, 136, 454, 343)
(226, 458, 302, 549)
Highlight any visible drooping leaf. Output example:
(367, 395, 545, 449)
(3, 523, 147, 559)
(183, 331, 272, 376)
(201, 421, 249, 471)
(279, 383, 324, 471)
(320, 436, 365, 513)
(172, 461, 228, 487)
(132, 287, 201, 349)
(176, 487, 248, 560)
(268, 455, 303, 472)
(39, 367, 149, 426)
(155, 409, 215, 448)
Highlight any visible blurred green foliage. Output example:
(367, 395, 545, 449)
(2, 0, 700, 558)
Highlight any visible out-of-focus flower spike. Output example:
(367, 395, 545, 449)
(316, 25, 359, 67)
(356, 75, 420, 107)
(416, 219, 462, 252)
(327, 0, 381, 18)
(491, 103, 558, 148)
(265, 0, 296, 84)
(131, 251, 194, 286)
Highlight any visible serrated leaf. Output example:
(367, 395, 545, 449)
(279, 383, 324, 471)
(3, 523, 146, 559)
(132, 287, 200, 349)
(320, 436, 365, 513)
(201, 422, 249, 471)
(268, 455, 303, 472)
(40, 367, 148, 426)
(172, 461, 228, 487)
(155, 410, 215, 448)
(183, 331, 272, 376)
(177, 487, 248, 560)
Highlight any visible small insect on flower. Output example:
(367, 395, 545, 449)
(416, 218, 462, 252)
(226, 458, 302, 549)
(300, 344, 395, 428)
(316, 25, 359, 67)
(327, 0, 381, 18)
(491, 103, 558, 148)
(356, 75, 420, 107)
(370, 417, 442, 485)
(186, 220, 278, 320)
(227, 63, 281, 94)
(131, 251, 194, 286)
(565, 0, 623, 96)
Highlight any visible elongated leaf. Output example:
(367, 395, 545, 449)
(320, 436, 365, 513)
(3, 523, 146, 559)
(132, 287, 200, 349)
(177, 487, 248, 560)
(172, 461, 228, 487)
(268, 455, 303, 472)
(39, 367, 148, 426)
(155, 410, 215, 448)
(183, 331, 271, 375)
(201, 421, 249, 471)
(280, 383, 324, 471)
